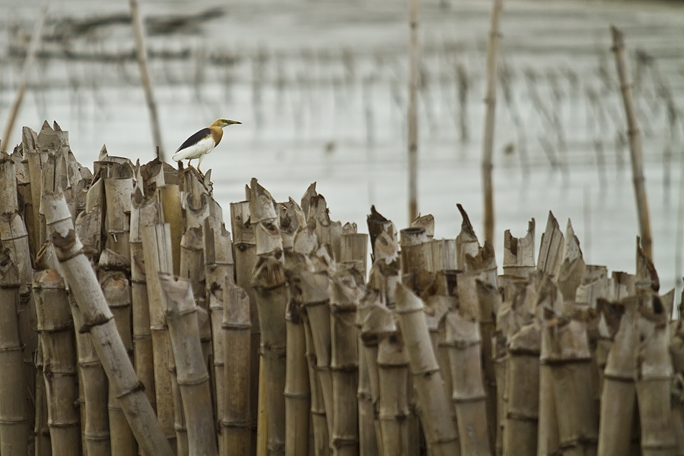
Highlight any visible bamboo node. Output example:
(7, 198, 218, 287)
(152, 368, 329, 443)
(115, 381, 145, 399)
(176, 374, 210, 387)
(78, 313, 114, 333)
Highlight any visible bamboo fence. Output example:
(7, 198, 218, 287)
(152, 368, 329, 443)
(0, 119, 683, 456)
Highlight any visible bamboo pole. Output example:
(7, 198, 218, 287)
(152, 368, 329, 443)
(42, 191, 175, 456)
(456, 204, 480, 270)
(285, 292, 311, 456)
(160, 273, 219, 456)
(395, 283, 459, 455)
(303, 308, 331, 456)
(537, 211, 564, 280)
(34, 343, 52, 456)
(329, 267, 360, 455)
(128, 0, 165, 159)
(481, 0, 504, 243)
(377, 327, 410, 456)
(252, 255, 289, 456)
(103, 165, 134, 260)
(1, 3, 48, 151)
(407, 0, 420, 222)
(610, 26, 653, 260)
(0, 246, 29, 455)
(445, 311, 492, 456)
(222, 279, 252, 456)
(503, 219, 535, 278)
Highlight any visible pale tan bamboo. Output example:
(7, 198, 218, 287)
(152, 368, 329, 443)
(503, 219, 535, 278)
(141, 221, 177, 447)
(669, 319, 684, 455)
(252, 256, 289, 456)
(394, 283, 459, 455)
(99, 249, 138, 455)
(366, 205, 393, 263)
(456, 204, 480, 270)
(71, 299, 111, 455)
(43, 192, 175, 455)
(400, 226, 432, 275)
(128, 0, 165, 159)
(285, 296, 311, 456)
(445, 311, 492, 455)
(340, 227, 368, 280)
(278, 198, 306, 251)
(180, 226, 211, 363)
(481, 0, 504, 243)
(130, 178, 156, 410)
(636, 237, 660, 293)
(222, 279, 252, 456)
(597, 297, 639, 456)
(537, 212, 564, 280)
(429, 238, 457, 272)
(103, 166, 134, 260)
(34, 343, 52, 456)
(558, 221, 586, 305)
(636, 299, 676, 456)
(1, 3, 48, 150)
(160, 273, 219, 456)
(611, 26, 653, 260)
(492, 333, 506, 456)
(303, 309, 331, 456)
(356, 292, 379, 456)
(0, 247, 29, 455)
(306, 194, 342, 260)
(329, 268, 360, 455)
(503, 321, 540, 456)
(407, 0, 420, 222)
(33, 267, 81, 454)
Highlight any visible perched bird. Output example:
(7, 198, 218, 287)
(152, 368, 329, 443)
(172, 118, 241, 171)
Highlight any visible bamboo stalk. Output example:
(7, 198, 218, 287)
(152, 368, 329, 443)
(42, 191, 174, 456)
(222, 279, 252, 456)
(610, 26, 653, 260)
(481, 0, 504, 243)
(160, 273, 219, 456)
(395, 283, 459, 455)
(1, 3, 48, 151)
(285, 293, 311, 456)
(0, 246, 29, 455)
(303, 308, 331, 456)
(537, 211, 564, 280)
(341, 226, 368, 280)
(103, 166, 134, 260)
(356, 292, 379, 456)
(34, 343, 52, 456)
(252, 256, 290, 456)
(456, 204, 480, 270)
(377, 327, 410, 456)
(307, 194, 342, 260)
(503, 219, 535, 278)
(128, 0, 164, 159)
(407, 0, 420, 222)
(445, 311, 492, 456)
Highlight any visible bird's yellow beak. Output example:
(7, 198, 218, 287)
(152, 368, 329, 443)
(227, 120, 241, 126)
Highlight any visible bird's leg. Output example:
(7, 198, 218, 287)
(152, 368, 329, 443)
(188, 159, 193, 168)
(197, 155, 205, 174)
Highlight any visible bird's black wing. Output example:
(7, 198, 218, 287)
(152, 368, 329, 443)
(176, 127, 212, 152)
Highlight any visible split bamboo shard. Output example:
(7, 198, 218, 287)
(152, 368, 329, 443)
(481, 0, 504, 244)
(42, 191, 174, 456)
(610, 26, 653, 260)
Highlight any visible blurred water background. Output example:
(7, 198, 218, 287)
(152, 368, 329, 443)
(1, 0, 684, 295)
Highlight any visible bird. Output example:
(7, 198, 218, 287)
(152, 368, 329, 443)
(172, 118, 241, 172)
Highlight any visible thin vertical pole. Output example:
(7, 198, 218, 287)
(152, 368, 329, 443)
(129, 0, 165, 160)
(408, 0, 420, 223)
(481, 0, 503, 244)
(611, 26, 653, 260)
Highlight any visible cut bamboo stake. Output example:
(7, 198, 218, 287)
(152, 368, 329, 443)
(1, 3, 48, 151)
(445, 311, 492, 456)
(42, 192, 174, 456)
(285, 292, 311, 456)
(34, 344, 52, 456)
(537, 211, 564, 280)
(33, 267, 81, 455)
(329, 267, 360, 455)
(407, 0, 420, 222)
(0, 246, 29, 456)
(160, 273, 219, 456)
(503, 219, 535, 278)
(377, 328, 410, 456)
(303, 309, 331, 456)
(252, 256, 289, 456)
(481, 0, 504, 243)
(611, 26, 653, 261)
(103, 165, 134, 260)
(356, 295, 379, 456)
(395, 283, 459, 455)
(222, 279, 252, 456)
(128, 0, 165, 159)
(456, 204, 480, 270)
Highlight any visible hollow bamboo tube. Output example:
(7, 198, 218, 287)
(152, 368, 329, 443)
(492, 333, 506, 456)
(503, 219, 535, 278)
(33, 268, 81, 455)
(366, 205, 393, 262)
(481, 0, 503, 244)
(341, 230, 368, 280)
(160, 273, 219, 456)
(300, 269, 334, 440)
(400, 226, 431, 275)
(445, 311, 492, 456)
(180, 226, 211, 363)
(0, 248, 29, 456)
(537, 212, 564, 280)
(230, 199, 259, 448)
(252, 256, 289, 456)
(394, 283, 459, 455)
(99, 250, 138, 455)
(597, 298, 638, 456)
(610, 26, 653, 260)
(34, 343, 52, 456)
(285, 297, 311, 456)
(307, 194, 342, 260)
(456, 204, 480, 270)
(103, 169, 133, 260)
(503, 321, 540, 456)
(303, 310, 331, 456)
(71, 298, 111, 455)
(43, 192, 174, 456)
(636, 299, 676, 456)
(329, 269, 360, 455)
(130, 181, 156, 410)
(222, 279, 252, 456)
(356, 293, 379, 456)
(141, 222, 177, 447)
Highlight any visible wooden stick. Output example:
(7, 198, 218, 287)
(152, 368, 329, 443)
(303, 309, 331, 456)
(285, 294, 311, 456)
(128, 0, 165, 159)
(0, 3, 48, 151)
(160, 273, 219, 456)
(481, 0, 504, 243)
(377, 327, 410, 456)
(610, 26, 653, 260)
(407, 0, 420, 222)
(502, 219, 535, 278)
(42, 191, 174, 456)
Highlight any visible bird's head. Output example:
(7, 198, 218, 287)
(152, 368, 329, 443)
(211, 118, 241, 128)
